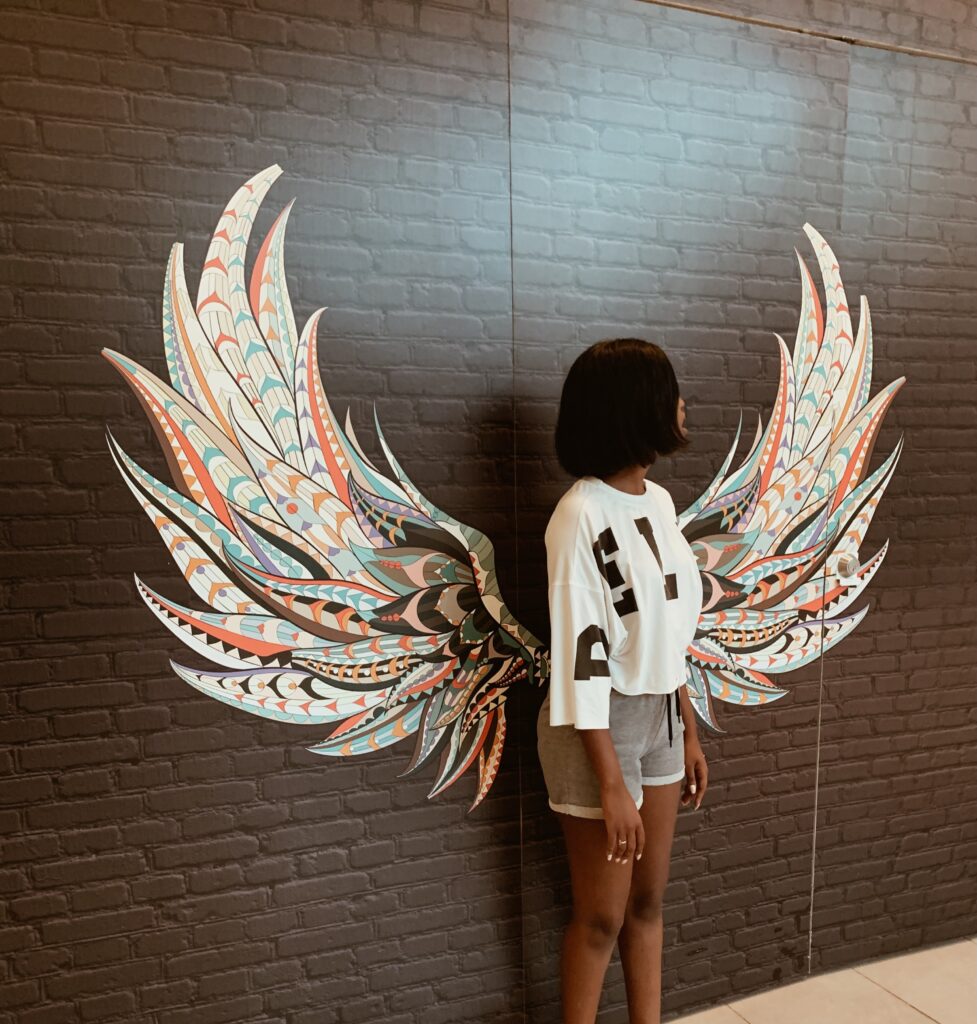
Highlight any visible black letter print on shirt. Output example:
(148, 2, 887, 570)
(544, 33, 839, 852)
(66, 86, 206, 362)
(592, 526, 638, 617)
(634, 517, 678, 600)
(573, 623, 610, 681)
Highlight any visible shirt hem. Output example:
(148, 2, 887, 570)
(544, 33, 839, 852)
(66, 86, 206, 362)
(548, 679, 687, 728)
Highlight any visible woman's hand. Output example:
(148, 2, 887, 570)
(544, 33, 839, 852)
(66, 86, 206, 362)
(682, 735, 708, 810)
(601, 782, 645, 864)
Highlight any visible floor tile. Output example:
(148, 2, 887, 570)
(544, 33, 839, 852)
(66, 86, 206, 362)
(855, 939, 976, 1024)
(670, 1006, 748, 1024)
(726, 968, 933, 1024)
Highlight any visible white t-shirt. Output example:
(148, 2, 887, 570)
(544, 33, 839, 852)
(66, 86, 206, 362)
(544, 474, 703, 729)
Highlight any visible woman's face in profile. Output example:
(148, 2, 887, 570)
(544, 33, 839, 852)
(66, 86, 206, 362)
(677, 395, 687, 438)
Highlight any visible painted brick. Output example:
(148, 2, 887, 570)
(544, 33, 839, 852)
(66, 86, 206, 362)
(0, 1, 973, 1023)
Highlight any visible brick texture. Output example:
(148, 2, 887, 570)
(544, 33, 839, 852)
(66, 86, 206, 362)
(1, 1, 974, 1022)
(662, 0, 977, 63)
(510, 2, 976, 1020)
(1, 4, 523, 1024)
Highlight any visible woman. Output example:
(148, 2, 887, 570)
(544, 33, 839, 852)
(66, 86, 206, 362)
(536, 337, 708, 1024)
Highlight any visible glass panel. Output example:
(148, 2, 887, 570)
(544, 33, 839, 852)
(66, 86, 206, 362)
(811, 43, 977, 969)
(106, 6, 521, 1019)
(510, 1, 851, 1017)
(275, 11, 525, 1016)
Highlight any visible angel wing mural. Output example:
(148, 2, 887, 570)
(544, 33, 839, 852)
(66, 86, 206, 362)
(678, 228, 905, 730)
(104, 164, 903, 811)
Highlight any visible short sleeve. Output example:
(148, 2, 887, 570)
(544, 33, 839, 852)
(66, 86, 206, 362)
(657, 487, 678, 526)
(544, 507, 614, 730)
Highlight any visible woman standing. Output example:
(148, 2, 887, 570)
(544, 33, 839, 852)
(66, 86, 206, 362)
(537, 337, 708, 1024)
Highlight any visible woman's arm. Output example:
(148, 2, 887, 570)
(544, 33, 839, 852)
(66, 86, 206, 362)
(577, 727, 626, 791)
(677, 685, 708, 810)
(543, 507, 645, 861)
(577, 727, 645, 864)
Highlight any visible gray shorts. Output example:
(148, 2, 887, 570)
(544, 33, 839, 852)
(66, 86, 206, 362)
(536, 686, 686, 819)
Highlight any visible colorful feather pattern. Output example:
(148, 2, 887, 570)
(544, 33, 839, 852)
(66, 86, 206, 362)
(105, 165, 545, 812)
(105, 165, 903, 807)
(677, 226, 904, 729)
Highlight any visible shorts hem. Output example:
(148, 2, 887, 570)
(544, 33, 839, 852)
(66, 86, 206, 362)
(548, 795, 643, 819)
(640, 767, 686, 786)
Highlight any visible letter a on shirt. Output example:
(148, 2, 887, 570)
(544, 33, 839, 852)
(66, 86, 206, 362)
(544, 476, 703, 729)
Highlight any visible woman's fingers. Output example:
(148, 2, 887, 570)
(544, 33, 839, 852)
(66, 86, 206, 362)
(607, 825, 625, 863)
(605, 826, 641, 864)
(681, 770, 695, 806)
(694, 758, 708, 810)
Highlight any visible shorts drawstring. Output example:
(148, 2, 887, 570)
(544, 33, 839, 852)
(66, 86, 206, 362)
(666, 687, 682, 748)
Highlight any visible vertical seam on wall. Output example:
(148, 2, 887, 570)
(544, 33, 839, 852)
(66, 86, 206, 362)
(504, 3, 527, 1020)
(804, 35, 855, 971)
(807, 559, 828, 972)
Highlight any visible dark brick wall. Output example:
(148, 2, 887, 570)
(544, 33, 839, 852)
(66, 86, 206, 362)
(1, 1, 974, 1023)
(1, 4, 524, 1023)
(654, 0, 977, 62)
(510, 2, 977, 1020)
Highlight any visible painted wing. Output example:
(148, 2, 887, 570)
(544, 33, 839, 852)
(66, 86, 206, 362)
(105, 165, 546, 812)
(678, 224, 905, 730)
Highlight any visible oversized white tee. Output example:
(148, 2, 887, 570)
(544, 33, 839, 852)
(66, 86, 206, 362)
(544, 474, 703, 729)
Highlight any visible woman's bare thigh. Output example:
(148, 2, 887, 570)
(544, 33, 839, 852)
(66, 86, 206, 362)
(559, 813, 635, 926)
(628, 781, 682, 908)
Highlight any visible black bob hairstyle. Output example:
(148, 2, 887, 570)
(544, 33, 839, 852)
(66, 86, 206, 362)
(554, 337, 690, 479)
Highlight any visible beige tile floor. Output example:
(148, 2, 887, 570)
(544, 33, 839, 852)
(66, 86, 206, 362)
(675, 937, 976, 1024)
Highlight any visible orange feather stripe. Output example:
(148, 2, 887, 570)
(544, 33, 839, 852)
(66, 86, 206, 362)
(759, 348, 790, 494)
(169, 260, 236, 440)
(401, 660, 454, 699)
(305, 313, 351, 507)
(800, 259, 824, 358)
(197, 290, 232, 317)
(833, 341, 865, 444)
(798, 580, 847, 613)
(122, 366, 233, 529)
(832, 431, 870, 515)
(249, 209, 281, 328)
(330, 709, 371, 743)
(831, 392, 890, 514)
(150, 591, 288, 657)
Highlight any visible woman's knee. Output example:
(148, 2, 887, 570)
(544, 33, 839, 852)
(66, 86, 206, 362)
(625, 887, 664, 923)
(571, 906, 627, 945)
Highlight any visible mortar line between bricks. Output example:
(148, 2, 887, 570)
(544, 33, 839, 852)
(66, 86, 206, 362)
(806, 559, 829, 973)
(505, 4, 530, 1021)
(635, 0, 977, 68)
